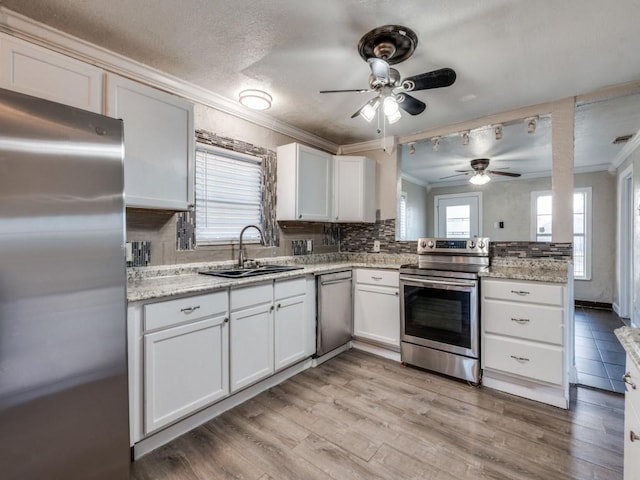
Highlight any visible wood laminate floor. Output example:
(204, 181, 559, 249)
(130, 349, 624, 480)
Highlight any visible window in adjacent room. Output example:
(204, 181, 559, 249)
(531, 187, 592, 280)
(398, 191, 408, 240)
(194, 145, 263, 244)
(434, 192, 482, 238)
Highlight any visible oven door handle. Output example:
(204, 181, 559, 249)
(399, 276, 476, 289)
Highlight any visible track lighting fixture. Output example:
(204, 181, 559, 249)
(432, 136, 441, 151)
(408, 142, 416, 155)
(494, 124, 503, 140)
(526, 116, 538, 134)
(461, 131, 470, 146)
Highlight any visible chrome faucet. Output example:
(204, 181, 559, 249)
(238, 224, 264, 268)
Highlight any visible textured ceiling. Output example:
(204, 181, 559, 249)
(3, 0, 640, 172)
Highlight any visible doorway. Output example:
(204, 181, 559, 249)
(434, 192, 482, 238)
(618, 165, 633, 322)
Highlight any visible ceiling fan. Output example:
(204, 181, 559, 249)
(319, 25, 456, 124)
(441, 158, 522, 185)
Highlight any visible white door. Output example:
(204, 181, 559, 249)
(144, 315, 229, 433)
(296, 145, 332, 221)
(353, 284, 400, 347)
(435, 193, 482, 238)
(230, 302, 274, 392)
(274, 294, 307, 370)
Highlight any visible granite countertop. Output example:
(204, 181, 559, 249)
(478, 258, 570, 283)
(127, 253, 415, 302)
(615, 326, 639, 369)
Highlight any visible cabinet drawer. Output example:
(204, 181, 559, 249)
(144, 291, 228, 331)
(482, 279, 564, 306)
(355, 268, 399, 288)
(625, 355, 640, 410)
(483, 335, 563, 385)
(483, 300, 564, 345)
(231, 282, 273, 311)
(275, 277, 306, 300)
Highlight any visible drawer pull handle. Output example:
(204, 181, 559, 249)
(270, 305, 275, 312)
(631, 431, 640, 442)
(511, 318, 530, 324)
(510, 355, 530, 362)
(510, 290, 530, 295)
(371, 276, 383, 281)
(623, 372, 637, 389)
(180, 306, 201, 314)
(224, 317, 229, 324)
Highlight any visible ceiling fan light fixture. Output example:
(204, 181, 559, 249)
(469, 173, 491, 185)
(360, 99, 379, 122)
(387, 109, 402, 124)
(238, 89, 272, 110)
(383, 96, 399, 116)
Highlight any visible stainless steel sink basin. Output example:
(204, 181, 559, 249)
(199, 264, 303, 279)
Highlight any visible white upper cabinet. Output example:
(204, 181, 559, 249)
(277, 143, 333, 221)
(333, 155, 376, 223)
(105, 73, 194, 210)
(0, 33, 103, 113)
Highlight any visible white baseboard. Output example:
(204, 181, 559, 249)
(133, 358, 313, 460)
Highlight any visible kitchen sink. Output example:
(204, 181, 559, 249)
(199, 264, 303, 279)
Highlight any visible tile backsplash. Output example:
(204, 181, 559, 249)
(490, 241, 573, 260)
(127, 241, 151, 267)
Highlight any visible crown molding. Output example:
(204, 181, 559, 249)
(339, 136, 397, 155)
(0, 7, 339, 154)
(400, 172, 430, 188)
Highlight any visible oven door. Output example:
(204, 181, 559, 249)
(400, 275, 479, 358)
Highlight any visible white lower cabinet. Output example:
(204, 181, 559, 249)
(274, 278, 308, 370)
(481, 277, 571, 409)
(230, 283, 274, 392)
(353, 269, 400, 349)
(142, 291, 229, 434)
(624, 355, 640, 479)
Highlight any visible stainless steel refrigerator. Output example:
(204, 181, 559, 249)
(0, 88, 130, 479)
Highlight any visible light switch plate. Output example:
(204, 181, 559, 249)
(373, 240, 380, 252)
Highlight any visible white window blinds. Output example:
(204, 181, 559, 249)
(195, 146, 262, 244)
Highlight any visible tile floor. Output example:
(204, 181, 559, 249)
(575, 306, 626, 393)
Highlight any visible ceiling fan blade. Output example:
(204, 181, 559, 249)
(401, 67, 457, 92)
(487, 170, 521, 177)
(454, 169, 473, 173)
(396, 93, 426, 115)
(440, 172, 469, 180)
(368, 57, 390, 82)
(320, 88, 372, 93)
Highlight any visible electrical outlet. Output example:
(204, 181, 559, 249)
(306, 239, 313, 253)
(125, 242, 133, 262)
(373, 240, 380, 252)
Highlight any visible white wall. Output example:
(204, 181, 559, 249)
(401, 178, 428, 240)
(427, 171, 616, 303)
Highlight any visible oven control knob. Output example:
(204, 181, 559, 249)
(420, 240, 427, 248)
(478, 240, 485, 249)
(427, 240, 435, 248)
(468, 240, 476, 249)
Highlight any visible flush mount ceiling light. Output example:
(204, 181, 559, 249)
(238, 89, 272, 110)
(469, 172, 491, 185)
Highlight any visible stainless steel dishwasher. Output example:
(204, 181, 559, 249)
(316, 270, 353, 356)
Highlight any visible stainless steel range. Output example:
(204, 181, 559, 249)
(400, 237, 489, 384)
